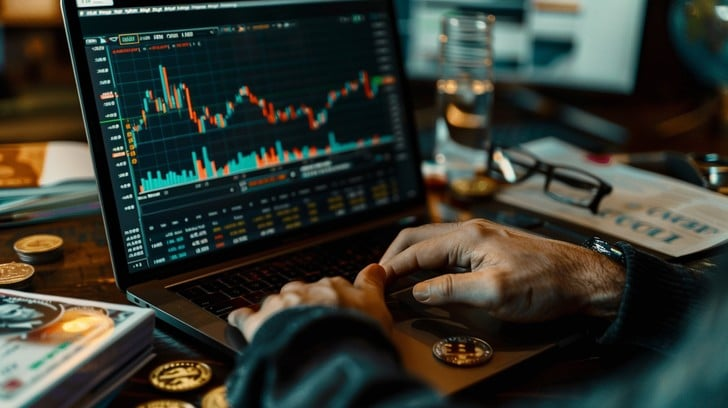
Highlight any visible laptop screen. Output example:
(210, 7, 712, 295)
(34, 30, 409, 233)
(64, 0, 423, 281)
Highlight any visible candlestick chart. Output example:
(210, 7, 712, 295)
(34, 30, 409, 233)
(106, 30, 400, 194)
(124, 64, 395, 192)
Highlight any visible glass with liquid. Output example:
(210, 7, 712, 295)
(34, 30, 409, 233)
(434, 11, 495, 191)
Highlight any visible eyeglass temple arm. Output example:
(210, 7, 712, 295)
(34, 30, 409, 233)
(491, 147, 519, 183)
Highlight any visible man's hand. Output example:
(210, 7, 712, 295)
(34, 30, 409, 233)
(379, 219, 625, 322)
(228, 263, 392, 341)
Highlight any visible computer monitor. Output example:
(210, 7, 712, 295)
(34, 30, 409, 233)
(400, 0, 648, 94)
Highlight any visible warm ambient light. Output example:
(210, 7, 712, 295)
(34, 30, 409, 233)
(62, 316, 101, 333)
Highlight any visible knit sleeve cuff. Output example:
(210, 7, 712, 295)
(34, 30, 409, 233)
(598, 243, 707, 352)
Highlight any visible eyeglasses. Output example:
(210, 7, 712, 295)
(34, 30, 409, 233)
(485, 145, 613, 214)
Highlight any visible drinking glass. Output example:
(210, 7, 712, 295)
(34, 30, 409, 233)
(434, 10, 495, 189)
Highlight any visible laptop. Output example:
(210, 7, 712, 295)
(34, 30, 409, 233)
(61, 0, 585, 394)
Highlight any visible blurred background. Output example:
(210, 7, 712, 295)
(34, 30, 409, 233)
(1, 0, 726, 155)
(0, 0, 84, 143)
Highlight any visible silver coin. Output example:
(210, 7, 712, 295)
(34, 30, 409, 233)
(432, 335, 493, 367)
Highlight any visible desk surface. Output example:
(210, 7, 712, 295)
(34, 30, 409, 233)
(0, 215, 233, 407)
(0, 199, 666, 407)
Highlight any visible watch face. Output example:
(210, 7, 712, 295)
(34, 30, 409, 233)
(584, 237, 624, 265)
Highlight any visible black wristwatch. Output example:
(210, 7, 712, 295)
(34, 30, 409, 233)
(582, 236, 626, 266)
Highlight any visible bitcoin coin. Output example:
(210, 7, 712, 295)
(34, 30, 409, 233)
(136, 399, 195, 408)
(149, 360, 213, 392)
(13, 234, 64, 264)
(432, 335, 493, 367)
(0, 261, 35, 288)
(201, 385, 229, 408)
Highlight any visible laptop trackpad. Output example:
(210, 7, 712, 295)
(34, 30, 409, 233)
(387, 288, 586, 394)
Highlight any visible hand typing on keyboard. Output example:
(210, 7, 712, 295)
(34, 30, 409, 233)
(379, 218, 627, 323)
(228, 263, 393, 341)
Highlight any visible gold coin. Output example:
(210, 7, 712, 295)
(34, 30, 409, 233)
(0, 262, 35, 286)
(136, 399, 196, 408)
(13, 234, 64, 264)
(13, 234, 64, 254)
(25, 307, 114, 344)
(149, 360, 213, 392)
(432, 335, 493, 367)
(201, 385, 229, 408)
(449, 175, 499, 199)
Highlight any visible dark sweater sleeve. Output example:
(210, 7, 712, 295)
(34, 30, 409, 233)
(598, 243, 709, 352)
(225, 306, 460, 408)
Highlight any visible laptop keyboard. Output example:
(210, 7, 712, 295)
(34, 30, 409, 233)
(174, 225, 401, 319)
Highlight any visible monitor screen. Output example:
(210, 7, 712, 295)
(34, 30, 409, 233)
(400, 0, 648, 94)
(64, 0, 424, 275)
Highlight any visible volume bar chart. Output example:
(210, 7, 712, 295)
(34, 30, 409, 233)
(139, 131, 394, 193)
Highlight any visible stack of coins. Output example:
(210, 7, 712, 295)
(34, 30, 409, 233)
(13, 234, 64, 264)
(0, 261, 35, 289)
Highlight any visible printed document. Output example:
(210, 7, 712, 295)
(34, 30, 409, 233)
(495, 138, 728, 257)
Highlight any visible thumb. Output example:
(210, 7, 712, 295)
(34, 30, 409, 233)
(227, 307, 257, 341)
(412, 273, 495, 306)
(354, 263, 387, 298)
(228, 307, 253, 329)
